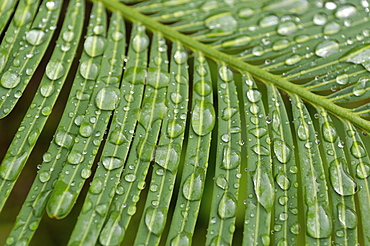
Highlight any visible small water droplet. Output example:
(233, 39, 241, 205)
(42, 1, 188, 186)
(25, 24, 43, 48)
(336, 74, 349, 85)
(81, 168, 91, 179)
(356, 162, 370, 179)
(216, 175, 229, 190)
(253, 167, 274, 210)
(79, 122, 93, 137)
(124, 173, 136, 183)
(155, 143, 181, 172)
(79, 61, 99, 80)
(111, 31, 123, 41)
(39, 171, 50, 183)
(99, 212, 124, 245)
(40, 83, 54, 97)
(62, 31, 74, 42)
(276, 172, 290, 190)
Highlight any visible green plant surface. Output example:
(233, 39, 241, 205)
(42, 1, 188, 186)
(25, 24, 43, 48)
(0, 0, 370, 245)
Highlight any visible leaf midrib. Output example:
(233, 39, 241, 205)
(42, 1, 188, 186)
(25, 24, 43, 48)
(95, 0, 370, 133)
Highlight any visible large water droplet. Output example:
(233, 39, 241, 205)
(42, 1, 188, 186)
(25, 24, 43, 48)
(54, 129, 74, 149)
(194, 80, 212, 96)
(0, 152, 28, 181)
(102, 156, 123, 170)
(109, 128, 128, 145)
(67, 150, 84, 164)
(182, 168, 204, 200)
(335, 5, 357, 19)
(218, 192, 237, 219)
(99, 212, 125, 245)
(322, 122, 338, 143)
(253, 166, 274, 210)
(79, 122, 93, 137)
(170, 232, 191, 246)
(79, 61, 99, 80)
(132, 34, 149, 53)
(329, 158, 357, 196)
(1, 71, 20, 89)
(297, 122, 309, 140)
(95, 87, 120, 110)
(167, 119, 185, 139)
(273, 140, 292, 164)
(246, 89, 261, 102)
(315, 40, 339, 57)
(46, 60, 65, 80)
(174, 50, 187, 64)
(275, 172, 291, 190)
(84, 36, 105, 57)
(221, 107, 238, 121)
(313, 13, 327, 25)
(205, 12, 237, 33)
(259, 15, 279, 28)
(306, 204, 332, 238)
(144, 206, 166, 235)
(90, 177, 104, 194)
(155, 143, 181, 172)
(219, 66, 233, 82)
(221, 146, 241, 170)
(14, 7, 32, 26)
(356, 162, 370, 179)
(26, 29, 46, 45)
(277, 22, 297, 36)
(216, 175, 229, 190)
(191, 100, 215, 136)
(337, 203, 357, 229)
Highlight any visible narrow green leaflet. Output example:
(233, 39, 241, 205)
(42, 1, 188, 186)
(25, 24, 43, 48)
(0, 0, 83, 214)
(205, 63, 241, 245)
(99, 30, 168, 245)
(0, 0, 62, 117)
(242, 73, 273, 246)
(43, 2, 107, 219)
(342, 120, 370, 244)
(85, 22, 148, 246)
(66, 11, 126, 246)
(291, 94, 332, 245)
(316, 107, 358, 245)
(166, 52, 215, 245)
(3, 0, 85, 244)
(266, 83, 299, 245)
(0, 0, 18, 34)
(134, 41, 189, 245)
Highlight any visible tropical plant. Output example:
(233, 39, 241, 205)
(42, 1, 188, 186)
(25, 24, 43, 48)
(0, 0, 370, 245)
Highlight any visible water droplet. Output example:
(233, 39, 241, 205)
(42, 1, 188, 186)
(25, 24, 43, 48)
(336, 74, 349, 85)
(102, 156, 123, 170)
(253, 167, 274, 210)
(1, 71, 20, 89)
(170, 232, 191, 246)
(194, 80, 212, 96)
(216, 175, 229, 190)
(132, 34, 149, 53)
(67, 150, 84, 164)
(335, 5, 357, 19)
(273, 140, 292, 164)
(277, 22, 297, 36)
(79, 61, 99, 80)
(259, 15, 279, 28)
(167, 119, 185, 139)
(174, 50, 187, 64)
(297, 122, 309, 140)
(183, 168, 204, 200)
(155, 143, 181, 172)
(221, 146, 241, 170)
(14, 7, 32, 27)
(272, 39, 289, 51)
(261, 234, 270, 246)
(290, 222, 300, 235)
(124, 173, 136, 182)
(315, 40, 339, 57)
(62, 31, 74, 42)
(191, 100, 215, 136)
(337, 203, 357, 229)
(81, 168, 91, 179)
(54, 129, 74, 149)
(46, 60, 65, 80)
(99, 212, 124, 245)
(322, 122, 338, 143)
(313, 13, 327, 25)
(218, 192, 236, 219)
(306, 204, 332, 238)
(40, 83, 55, 97)
(356, 162, 370, 179)
(170, 92, 183, 104)
(329, 158, 357, 196)
(95, 87, 120, 110)
(276, 172, 291, 190)
(219, 66, 233, 82)
(90, 177, 104, 194)
(246, 89, 261, 102)
(205, 12, 237, 33)
(109, 128, 128, 145)
(252, 145, 270, 156)
(79, 122, 93, 137)
(28, 129, 40, 146)
(84, 36, 105, 57)
(221, 107, 238, 121)
(278, 195, 288, 206)
(39, 171, 50, 182)
(93, 25, 104, 35)
(144, 206, 166, 235)
(323, 22, 341, 35)
(353, 78, 367, 96)
(111, 31, 123, 41)
(26, 29, 46, 45)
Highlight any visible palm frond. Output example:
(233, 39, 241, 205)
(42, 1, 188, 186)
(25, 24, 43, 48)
(1, 0, 370, 245)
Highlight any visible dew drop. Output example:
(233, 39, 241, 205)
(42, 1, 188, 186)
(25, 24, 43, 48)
(102, 156, 123, 170)
(337, 203, 357, 229)
(1, 71, 20, 89)
(111, 31, 123, 41)
(218, 192, 237, 219)
(253, 167, 274, 210)
(246, 89, 261, 102)
(99, 212, 124, 245)
(170, 232, 191, 246)
(67, 150, 84, 164)
(194, 80, 212, 96)
(182, 169, 204, 201)
(216, 175, 229, 190)
(315, 40, 339, 57)
(95, 87, 120, 110)
(329, 158, 357, 196)
(109, 128, 128, 145)
(167, 119, 185, 139)
(277, 22, 297, 36)
(84, 36, 105, 57)
(45, 60, 65, 80)
(40, 83, 55, 97)
(54, 129, 74, 149)
(221, 146, 241, 170)
(144, 206, 166, 235)
(273, 140, 292, 164)
(155, 143, 181, 173)
(335, 5, 357, 19)
(306, 204, 332, 238)
(132, 34, 149, 53)
(174, 50, 187, 64)
(275, 172, 291, 190)
(39, 171, 50, 183)
(26, 29, 46, 46)
(322, 122, 338, 143)
(356, 162, 370, 179)
(191, 100, 215, 136)
(219, 66, 233, 82)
